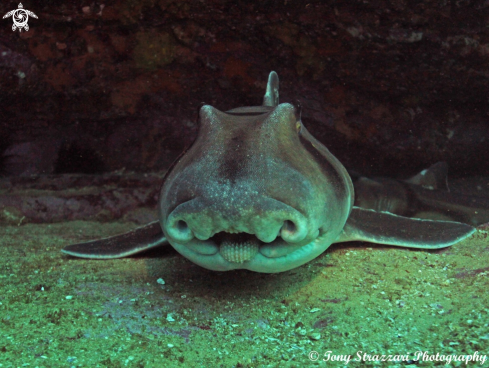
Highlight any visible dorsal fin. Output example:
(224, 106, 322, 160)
(406, 162, 449, 191)
(225, 72, 278, 115)
(262, 71, 279, 107)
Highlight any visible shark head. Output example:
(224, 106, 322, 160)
(159, 95, 354, 272)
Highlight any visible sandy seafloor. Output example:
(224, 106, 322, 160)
(1, 218, 488, 368)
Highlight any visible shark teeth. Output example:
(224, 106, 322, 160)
(219, 239, 259, 263)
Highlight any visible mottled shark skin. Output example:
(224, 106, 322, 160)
(354, 162, 489, 226)
(62, 72, 476, 273)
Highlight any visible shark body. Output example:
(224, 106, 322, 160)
(62, 72, 484, 273)
(354, 162, 489, 226)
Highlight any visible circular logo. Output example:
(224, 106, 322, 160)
(12, 9, 29, 29)
(3, 4, 38, 32)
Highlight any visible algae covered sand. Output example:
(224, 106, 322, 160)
(1, 220, 488, 367)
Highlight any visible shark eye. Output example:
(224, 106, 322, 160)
(296, 121, 302, 133)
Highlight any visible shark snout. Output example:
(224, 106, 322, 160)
(165, 198, 310, 245)
(160, 195, 326, 271)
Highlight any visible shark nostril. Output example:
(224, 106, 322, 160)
(283, 220, 296, 233)
(177, 220, 188, 232)
(280, 218, 307, 243)
(167, 217, 194, 243)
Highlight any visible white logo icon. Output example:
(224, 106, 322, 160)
(3, 3, 37, 32)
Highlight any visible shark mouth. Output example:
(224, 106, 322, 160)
(168, 229, 331, 272)
(180, 231, 312, 264)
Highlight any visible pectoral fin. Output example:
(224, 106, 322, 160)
(62, 221, 168, 259)
(337, 207, 475, 249)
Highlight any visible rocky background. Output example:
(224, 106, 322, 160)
(1, 0, 488, 179)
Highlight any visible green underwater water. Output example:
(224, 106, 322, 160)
(0, 220, 488, 367)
